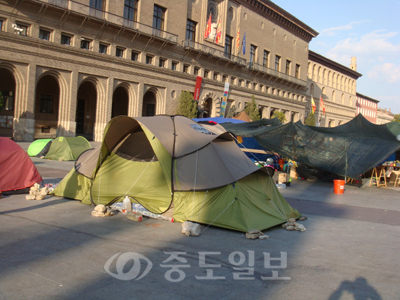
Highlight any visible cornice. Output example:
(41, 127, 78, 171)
(309, 50, 362, 79)
(356, 92, 380, 103)
(240, 0, 319, 42)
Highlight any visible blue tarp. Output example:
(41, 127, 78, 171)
(193, 117, 274, 162)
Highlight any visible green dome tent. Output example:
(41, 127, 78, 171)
(27, 139, 53, 157)
(52, 116, 300, 232)
(44, 136, 91, 161)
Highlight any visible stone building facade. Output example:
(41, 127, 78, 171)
(377, 108, 394, 124)
(0, 0, 318, 141)
(355, 92, 379, 124)
(307, 52, 362, 127)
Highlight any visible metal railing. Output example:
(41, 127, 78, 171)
(248, 62, 307, 86)
(182, 40, 247, 66)
(37, 0, 178, 43)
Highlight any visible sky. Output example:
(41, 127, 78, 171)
(272, 0, 400, 114)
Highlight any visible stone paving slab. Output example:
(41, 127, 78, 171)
(0, 144, 398, 299)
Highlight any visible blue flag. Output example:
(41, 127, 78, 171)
(242, 31, 246, 55)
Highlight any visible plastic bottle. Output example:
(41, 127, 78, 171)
(276, 183, 286, 189)
(122, 196, 132, 214)
(127, 211, 143, 222)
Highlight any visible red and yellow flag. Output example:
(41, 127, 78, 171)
(215, 18, 222, 43)
(311, 97, 316, 113)
(236, 27, 240, 50)
(320, 95, 325, 114)
(204, 14, 212, 39)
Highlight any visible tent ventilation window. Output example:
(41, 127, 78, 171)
(114, 130, 158, 162)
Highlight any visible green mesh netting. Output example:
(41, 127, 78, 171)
(221, 115, 400, 179)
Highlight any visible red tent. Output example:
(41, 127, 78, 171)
(0, 137, 42, 193)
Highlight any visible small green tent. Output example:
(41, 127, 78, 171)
(27, 139, 53, 157)
(44, 136, 91, 161)
(52, 116, 300, 232)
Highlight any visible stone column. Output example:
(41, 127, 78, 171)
(137, 82, 144, 117)
(58, 70, 77, 137)
(14, 63, 35, 141)
(93, 77, 111, 141)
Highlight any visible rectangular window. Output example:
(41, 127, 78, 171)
(172, 61, 178, 70)
(263, 50, 269, 67)
(80, 39, 91, 50)
(213, 72, 219, 80)
(224, 35, 232, 58)
(153, 5, 165, 30)
(222, 75, 227, 82)
(295, 64, 300, 78)
(61, 34, 71, 45)
(99, 43, 108, 54)
(194, 67, 199, 75)
(116, 47, 124, 58)
(204, 70, 210, 78)
(40, 95, 53, 113)
(0, 20, 3, 31)
(183, 64, 189, 73)
(89, 0, 104, 18)
(250, 44, 257, 64)
(146, 55, 153, 64)
(231, 76, 236, 85)
(286, 59, 291, 75)
(124, 0, 138, 21)
(39, 29, 50, 41)
(131, 51, 139, 61)
(186, 19, 196, 42)
(90, 0, 103, 10)
(15, 23, 28, 36)
(159, 58, 166, 67)
(275, 55, 281, 71)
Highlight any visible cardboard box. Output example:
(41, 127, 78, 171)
(290, 168, 297, 179)
(279, 173, 288, 183)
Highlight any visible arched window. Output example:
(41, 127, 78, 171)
(328, 71, 332, 87)
(313, 64, 317, 81)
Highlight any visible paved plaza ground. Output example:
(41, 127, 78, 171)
(0, 142, 399, 300)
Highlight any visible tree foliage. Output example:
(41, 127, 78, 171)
(176, 91, 198, 119)
(305, 112, 316, 126)
(393, 114, 400, 123)
(244, 95, 260, 121)
(271, 111, 286, 123)
(226, 104, 236, 119)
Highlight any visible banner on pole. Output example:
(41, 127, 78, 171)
(194, 76, 202, 101)
(219, 82, 230, 117)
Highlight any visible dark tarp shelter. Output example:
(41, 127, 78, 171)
(194, 117, 280, 162)
(220, 115, 400, 179)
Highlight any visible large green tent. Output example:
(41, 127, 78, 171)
(44, 136, 91, 161)
(52, 116, 300, 232)
(27, 139, 53, 157)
